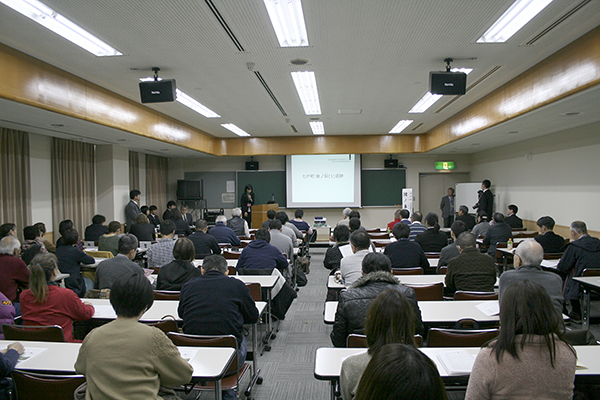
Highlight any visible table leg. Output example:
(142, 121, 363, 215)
(214, 379, 222, 400)
(582, 288, 591, 330)
(245, 320, 263, 397)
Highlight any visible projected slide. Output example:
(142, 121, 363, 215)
(286, 154, 361, 208)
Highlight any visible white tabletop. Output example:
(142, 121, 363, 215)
(328, 272, 453, 290)
(232, 275, 279, 289)
(2, 340, 235, 380)
(324, 300, 500, 324)
(574, 276, 600, 289)
(193, 259, 238, 268)
(541, 259, 560, 268)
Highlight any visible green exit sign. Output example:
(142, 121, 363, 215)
(435, 161, 455, 170)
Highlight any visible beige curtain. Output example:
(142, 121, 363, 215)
(146, 155, 168, 215)
(129, 151, 139, 191)
(0, 128, 31, 239)
(51, 137, 95, 237)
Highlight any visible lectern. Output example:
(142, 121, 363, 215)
(252, 203, 279, 229)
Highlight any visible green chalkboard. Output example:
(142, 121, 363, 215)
(361, 169, 406, 206)
(236, 170, 286, 207)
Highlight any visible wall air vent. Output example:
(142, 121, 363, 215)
(254, 71, 287, 116)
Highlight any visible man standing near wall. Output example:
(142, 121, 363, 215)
(124, 190, 141, 230)
(440, 188, 455, 228)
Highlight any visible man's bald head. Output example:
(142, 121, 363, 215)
(514, 240, 543, 268)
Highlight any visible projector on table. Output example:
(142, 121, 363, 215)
(314, 217, 327, 228)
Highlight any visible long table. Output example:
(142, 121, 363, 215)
(314, 346, 600, 400)
(2, 340, 235, 400)
(327, 274, 499, 291)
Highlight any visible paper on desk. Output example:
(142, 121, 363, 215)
(17, 347, 47, 365)
(437, 350, 475, 375)
(476, 301, 499, 316)
(93, 305, 115, 317)
(179, 348, 198, 362)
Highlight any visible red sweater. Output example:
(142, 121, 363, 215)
(20, 285, 95, 342)
(0, 254, 30, 302)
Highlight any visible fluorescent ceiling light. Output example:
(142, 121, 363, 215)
(221, 123, 250, 137)
(291, 71, 321, 115)
(451, 67, 473, 75)
(139, 77, 221, 118)
(309, 121, 324, 135)
(0, 0, 122, 56)
(263, 0, 309, 47)
(389, 120, 413, 134)
(409, 93, 443, 113)
(477, 0, 554, 43)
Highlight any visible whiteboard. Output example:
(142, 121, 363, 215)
(455, 182, 481, 214)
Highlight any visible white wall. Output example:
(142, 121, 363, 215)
(96, 145, 130, 222)
(470, 121, 600, 231)
(28, 133, 53, 231)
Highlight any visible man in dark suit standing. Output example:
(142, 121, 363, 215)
(439, 187, 455, 228)
(125, 190, 141, 230)
(504, 204, 523, 229)
(475, 179, 493, 218)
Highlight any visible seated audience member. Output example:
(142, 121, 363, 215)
(408, 211, 427, 241)
(179, 254, 258, 400)
(20, 225, 47, 265)
(268, 219, 294, 258)
(331, 252, 422, 347)
(455, 205, 476, 230)
(534, 216, 566, 254)
(354, 343, 447, 400)
(209, 215, 242, 246)
(438, 220, 468, 268)
(499, 240, 563, 315)
(341, 289, 417, 400)
(33, 222, 55, 253)
(348, 217, 367, 234)
(445, 232, 496, 296)
(337, 207, 352, 227)
(0, 291, 16, 339)
(76, 271, 193, 399)
(276, 211, 303, 245)
(505, 204, 523, 229)
(56, 220, 85, 251)
(483, 212, 513, 257)
(140, 205, 150, 216)
(471, 211, 490, 238)
(349, 210, 361, 220)
(170, 208, 192, 236)
(84, 214, 108, 242)
(0, 223, 16, 239)
(95, 234, 144, 290)
(289, 209, 313, 238)
(181, 205, 193, 226)
(261, 209, 277, 229)
(162, 200, 177, 221)
(415, 213, 447, 252)
(156, 238, 202, 291)
(340, 231, 372, 287)
(227, 207, 250, 238)
(236, 228, 288, 272)
(56, 229, 94, 297)
(323, 225, 350, 271)
(0, 237, 30, 308)
(557, 220, 600, 322)
(383, 223, 429, 271)
(148, 205, 161, 226)
(98, 221, 122, 256)
(20, 254, 94, 342)
(188, 220, 221, 259)
(465, 280, 576, 400)
(387, 209, 411, 232)
(128, 213, 156, 242)
(147, 220, 176, 268)
(0, 341, 24, 394)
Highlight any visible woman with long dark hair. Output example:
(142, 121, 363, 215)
(415, 212, 447, 252)
(465, 279, 576, 399)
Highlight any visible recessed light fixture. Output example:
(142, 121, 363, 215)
(0, 0, 123, 56)
(309, 121, 324, 135)
(139, 77, 220, 118)
(388, 120, 413, 134)
(263, 0, 309, 47)
(221, 123, 251, 137)
(291, 71, 321, 115)
(477, 0, 554, 43)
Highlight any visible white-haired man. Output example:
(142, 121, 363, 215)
(209, 215, 242, 246)
(227, 208, 250, 238)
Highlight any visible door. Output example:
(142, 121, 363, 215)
(418, 173, 470, 218)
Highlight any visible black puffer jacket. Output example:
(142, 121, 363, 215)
(330, 271, 423, 347)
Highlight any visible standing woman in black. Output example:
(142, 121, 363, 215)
(241, 184, 255, 226)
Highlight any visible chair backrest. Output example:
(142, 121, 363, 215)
(391, 267, 423, 275)
(511, 227, 527, 232)
(405, 282, 443, 301)
(424, 252, 441, 259)
(222, 250, 241, 259)
(372, 241, 388, 248)
(228, 266, 236, 275)
(153, 290, 180, 300)
(12, 371, 86, 400)
(438, 266, 447, 275)
(167, 333, 239, 373)
(427, 328, 499, 347)
(2, 325, 65, 342)
(238, 268, 274, 276)
(583, 268, 600, 277)
(365, 228, 383, 233)
(513, 231, 538, 238)
(147, 319, 179, 334)
(543, 253, 564, 260)
(86, 250, 114, 259)
(368, 233, 389, 240)
(347, 333, 423, 348)
(454, 291, 498, 301)
(245, 282, 262, 301)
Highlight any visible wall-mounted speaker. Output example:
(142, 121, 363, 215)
(384, 159, 399, 168)
(245, 161, 259, 170)
(139, 79, 177, 103)
(429, 71, 466, 95)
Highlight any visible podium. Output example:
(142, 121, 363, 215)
(253, 203, 279, 229)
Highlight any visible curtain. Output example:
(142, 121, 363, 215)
(146, 155, 168, 216)
(0, 128, 31, 239)
(51, 137, 95, 238)
(129, 151, 139, 191)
